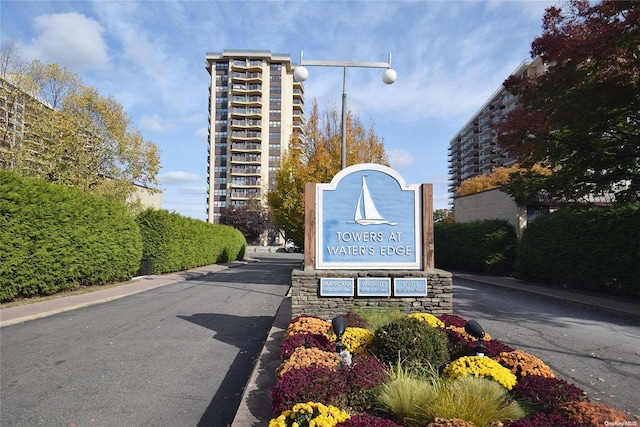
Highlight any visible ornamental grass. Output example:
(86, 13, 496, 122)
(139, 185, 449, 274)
(444, 356, 517, 390)
(493, 350, 555, 380)
(378, 364, 525, 427)
(268, 401, 350, 427)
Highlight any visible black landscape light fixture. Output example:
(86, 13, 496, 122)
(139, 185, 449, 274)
(332, 315, 347, 353)
(465, 319, 486, 357)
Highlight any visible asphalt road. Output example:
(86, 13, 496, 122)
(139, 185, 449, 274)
(0, 253, 300, 427)
(452, 277, 640, 418)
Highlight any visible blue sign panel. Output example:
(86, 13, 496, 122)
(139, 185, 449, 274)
(357, 278, 391, 297)
(394, 278, 428, 297)
(319, 278, 355, 297)
(316, 164, 421, 269)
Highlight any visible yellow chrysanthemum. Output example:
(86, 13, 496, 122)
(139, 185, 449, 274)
(338, 327, 374, 355)
(268, 401, 350, 427)
(444, 356, 517, 390)
(409, 312, 445, 328)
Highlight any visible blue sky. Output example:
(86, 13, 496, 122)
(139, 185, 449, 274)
(1, 0, 557, 220)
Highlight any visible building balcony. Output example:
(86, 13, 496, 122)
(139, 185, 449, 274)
(231, 95, 262, 106)
(231, 142, 261, 152)
(231, 166, 261, 175)
(230, 155, 261, 164)
(232, 72, 262, 82)
(231, 107, 262, 118)
(230, 119, 261, 129)
(231, 130, 261, 141)
(231, 84, 262, 95)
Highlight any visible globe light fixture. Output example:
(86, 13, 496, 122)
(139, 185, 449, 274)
(293, 51, 397, 169)
(464, 319, 486, 357)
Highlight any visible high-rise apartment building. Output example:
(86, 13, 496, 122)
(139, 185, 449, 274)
(204, 50, 304, 224)
(448, 57, 546, 197)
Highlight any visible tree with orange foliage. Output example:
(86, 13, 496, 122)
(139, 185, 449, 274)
(267, 100, 388, 246)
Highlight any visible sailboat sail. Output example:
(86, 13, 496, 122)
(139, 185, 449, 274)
(351, 175, 396, 226)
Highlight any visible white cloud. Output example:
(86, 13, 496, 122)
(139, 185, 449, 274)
(141, 114, 175, 133)
(179, 186, 207, 195)
(21, 12, 109, 69)
(388, 149, 415, 169)
(159, 171, 200, 183)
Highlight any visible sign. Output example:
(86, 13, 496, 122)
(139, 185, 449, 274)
(316, 163, 421, 269)
(394, 278, 428, 297)
(319, 278, 354, 297)
(357, 278, 391, 297)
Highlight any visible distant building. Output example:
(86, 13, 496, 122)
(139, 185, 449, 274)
(448, 57, 546, 198)
(204, 49, 304, 224)
(0, 77, 162, 210)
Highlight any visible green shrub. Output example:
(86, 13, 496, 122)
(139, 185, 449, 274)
(135, 209, 246, 274)
(434, 219, 517, 275)
(516, 205, 640, 297)
(370, 317, 449, 371)
(0, 171, 141, 301)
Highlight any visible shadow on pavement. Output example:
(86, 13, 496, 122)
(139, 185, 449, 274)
(178, 312, 276, 427)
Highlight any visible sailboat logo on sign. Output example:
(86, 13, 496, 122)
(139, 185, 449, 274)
(348, 174, 397, 226)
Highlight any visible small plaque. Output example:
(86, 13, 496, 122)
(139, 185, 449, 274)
(357, 278, 391, 297)
(394, 278, 428, 296)
(320, 278, 355, 297)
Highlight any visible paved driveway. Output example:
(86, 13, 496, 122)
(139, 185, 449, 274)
(0, 254, 300, 427)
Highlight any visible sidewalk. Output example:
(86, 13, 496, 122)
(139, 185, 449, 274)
(0, 263, 235, 328)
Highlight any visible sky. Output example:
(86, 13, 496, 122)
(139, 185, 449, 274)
(1, 0, 558, 220)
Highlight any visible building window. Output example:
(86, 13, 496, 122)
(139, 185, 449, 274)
(216, 62, 228, 70)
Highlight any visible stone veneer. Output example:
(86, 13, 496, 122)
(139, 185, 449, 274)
(291, 268, 452, 319)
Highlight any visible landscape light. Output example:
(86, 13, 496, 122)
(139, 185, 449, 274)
(331, 315, 347, 353)
(465, 319, 486, 357)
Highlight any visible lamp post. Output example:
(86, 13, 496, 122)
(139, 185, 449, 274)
(293, 51, 397, 170)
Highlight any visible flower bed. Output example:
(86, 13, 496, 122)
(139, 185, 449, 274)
(269, 311, 630, 427)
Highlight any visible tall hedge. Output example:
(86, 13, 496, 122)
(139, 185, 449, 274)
(135, 209, 246, 274)
(517, 205, 640, 297)
(434, 219, 517, 275)
(0, 171, 142, 301)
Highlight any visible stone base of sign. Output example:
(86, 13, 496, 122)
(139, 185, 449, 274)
(290, 268, 452, 319)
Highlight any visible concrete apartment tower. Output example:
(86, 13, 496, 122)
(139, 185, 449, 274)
(204, 50, 304, 225)
(448, 56, 546, 197)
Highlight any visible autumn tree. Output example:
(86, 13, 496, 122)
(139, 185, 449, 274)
(456, 164, 551, 199)
(0, 41, 160, 204)
(496, 0, 640, 204)
(267, 100, 389, 246)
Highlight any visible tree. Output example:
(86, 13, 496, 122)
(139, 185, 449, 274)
(219, 204, 271, 245)
(496, 0, 640, 204)
(456, 164, 551, 198)
(0, 41, 160, 205)
(267, 100, 389, 246)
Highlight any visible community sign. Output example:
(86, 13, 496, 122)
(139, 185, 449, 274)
(316, 163, 422, 269)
